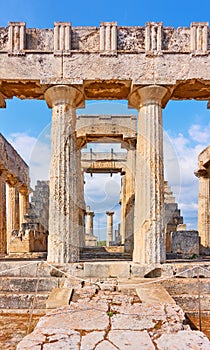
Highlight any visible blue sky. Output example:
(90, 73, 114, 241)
(0, 0, 210, 239)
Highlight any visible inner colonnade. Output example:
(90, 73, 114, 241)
(0, 21, 209, 264)
(44, 83, 169, 264)
(0, 134, 30, 254)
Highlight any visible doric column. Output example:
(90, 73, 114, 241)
(86, 206, 95, 236)
(120, 174, 126, 244)
(195, 168, 210, 247)
(0, 171, 7, 254)
(7, 182, 20, 253)
(77, 149, 85, 248)
(44, 85, 84, 263)
(106, 211, 114, 247)
(124, 145, 136, 247)
(129, 85, 168, 264)
(19, 187, 29, 225)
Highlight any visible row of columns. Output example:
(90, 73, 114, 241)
(44, 84, 169, 264)
(0, 171, 29, 254)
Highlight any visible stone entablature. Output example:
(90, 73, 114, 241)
(76, 115, 136, 148)
(0, 22, 209, 55)
(0, 133, 29, 187)
(0, 22, 210, 103)
(81, 151, 127, 174)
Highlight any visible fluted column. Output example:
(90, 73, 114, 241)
(44, 85, 84, 263)
(130, 85, 168, 264)
(124, 146, 136, 246)
(120, 174, 126, 244)
(195, 168, 210, 247)
(7, 182, 20, 253)
(106, 211, 114, 246)
(0, 171, 7, 254)
(77, 149, 85, 248)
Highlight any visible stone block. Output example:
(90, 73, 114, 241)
(84, 262, 130, 278)
(136, 284, 175, 304)
(171, 231, 199, 256)
(46, 288, 73, 309)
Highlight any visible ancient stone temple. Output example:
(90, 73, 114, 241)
(0, 21, 209, 264)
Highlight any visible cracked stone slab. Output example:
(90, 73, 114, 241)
(80, 331, 105, 350)
(111, 303, 166, 330)
(109, 330, 155, 349)
(155, 330, 210, 350)
(95, 340, 118, 349)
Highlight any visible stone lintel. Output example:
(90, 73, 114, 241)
(0, 93, 6, 108)
(44, 85, 85, 108)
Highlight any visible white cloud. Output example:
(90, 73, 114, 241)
(8, 132, 37, 164)
(189, 123, 210, 143)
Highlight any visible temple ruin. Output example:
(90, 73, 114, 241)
(0, 21, 209, 264)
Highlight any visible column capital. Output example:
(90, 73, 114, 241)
(86, 210, 95, 217)
(195, 167, 209, 178)
(44, 85, 85, 108)
(128, 85, 170, 109)
(106, 211, 114, 216)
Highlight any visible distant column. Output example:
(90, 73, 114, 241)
(19, 187, 29, 225)
(86, 206, 95, 236)
(0, 171, 7, 254)
(106, 211, 114, 246)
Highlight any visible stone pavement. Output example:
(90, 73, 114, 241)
(17, 282, 210, 349)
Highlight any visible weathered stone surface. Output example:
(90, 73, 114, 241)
(155, 330, 210, 349)
(46, 288, 73, 309)
(136, 283, 175, 304)
(84, 261, 130, 278)
(108, 330, 155, 349)
(80, 331, 105, 350)
(170, 230, 199, 256)
(17, 287, 210, 349)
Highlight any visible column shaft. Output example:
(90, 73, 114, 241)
(106, 211, 114, 246)
(0, 173, 7, 254)
(133, 85, 168, 264)
(198, 176, 210, 247)
(124, 148, 136, 243)
(19, 190, 29, 225)
(45, 85, 84, 263)
(120, 174, 126, 244)
(7, 184, 20, 253)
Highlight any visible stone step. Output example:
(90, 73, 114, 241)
(80, 251, 132, 261)
(0, 292, 49, 309)
(0, 277, 59, 293)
